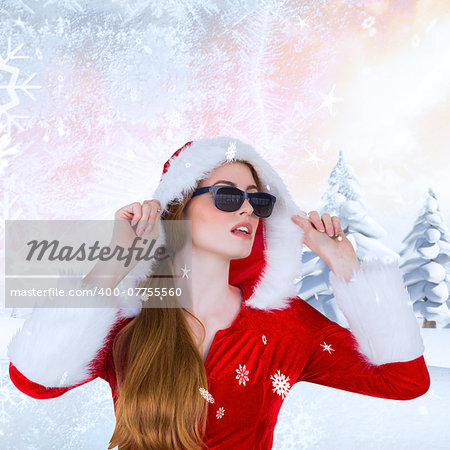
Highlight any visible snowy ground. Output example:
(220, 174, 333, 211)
(1, 319, 448, 449)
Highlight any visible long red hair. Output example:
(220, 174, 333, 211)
(107, 161, 263, 449)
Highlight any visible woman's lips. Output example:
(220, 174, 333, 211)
(231, 230, 252, 240)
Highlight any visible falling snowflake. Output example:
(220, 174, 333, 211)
(185, 162, 191, 168)
(270, 369, 291, 399)
(295, 15, 309, 31)
(0, 37, 41, 136)
(305, 148, 325, 169)
(235, 364, 250, 386)
(180, 264, 191, 278)
(59, 371, 68, 386)
(316, 84, 343, 116)
(199, 387, 214, 404)
(225, 141, 237, 162)
(362, 16, 375, 29)
(216, 406, 225, 419)
(14, 17, 25, 29)
(262, 334, 267, 345)
(319, 341, 335, 354)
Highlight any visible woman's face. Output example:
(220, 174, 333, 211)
(183, 162, 261, 260)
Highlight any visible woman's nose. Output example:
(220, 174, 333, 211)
(239, 197, 254, 214)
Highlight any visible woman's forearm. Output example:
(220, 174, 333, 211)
(82, 255, 132, 290)
(329, 253, 361, 282)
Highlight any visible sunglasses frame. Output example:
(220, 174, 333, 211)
(191, 185, 276, 218)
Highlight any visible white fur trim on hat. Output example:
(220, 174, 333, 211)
(152, 136, 305, 311)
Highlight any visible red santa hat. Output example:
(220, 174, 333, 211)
(128, 136, 305, 312)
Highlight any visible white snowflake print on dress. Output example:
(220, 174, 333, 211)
(235, 364, 250, 386)
(320, 341, 335, 354)
(199, 387, 215, 404)
(216, 407, 225, 419)
(270, 369, 291, 399)
(262, 334, 267, 345)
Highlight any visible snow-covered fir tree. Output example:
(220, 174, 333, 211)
(399, 188, 450, 328)
(295, 149, 398, 327)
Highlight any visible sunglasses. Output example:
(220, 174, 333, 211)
(191, 185, 276, 218)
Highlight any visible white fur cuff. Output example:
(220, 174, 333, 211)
(329, 258, 425, 366)
(7, 273, 142, 388)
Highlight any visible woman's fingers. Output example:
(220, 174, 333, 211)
(331, 215, 343, 237)
(320, 213, 335, 237)
(143, 200, 162, 236)
(120, 200, 161, 237)
(129, 203, 142, 226)
(120, 202, 141, 225)
(307, 211, 342, 238)
(145, 212, 160, 235)
(307, 211, 325, 233)
(135, 201, 151, 236)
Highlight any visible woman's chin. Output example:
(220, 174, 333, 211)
(228, 244, 253, 260)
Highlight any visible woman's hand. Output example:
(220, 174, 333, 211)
(83, 200, 163, 290)
(111, 199, 162, 251)
(291, 211, 361, 282)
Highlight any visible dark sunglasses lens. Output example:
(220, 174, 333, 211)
(250, 193, 273, 217)
(216, 187, 243, 212)
(216, 187, 274, 217)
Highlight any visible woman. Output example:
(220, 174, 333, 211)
(8, 137, 430, 449)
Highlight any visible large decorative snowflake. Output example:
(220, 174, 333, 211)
(235, 364, 250, 386)
(270, 369, 291, 399)
(0, 37, 41, 136)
